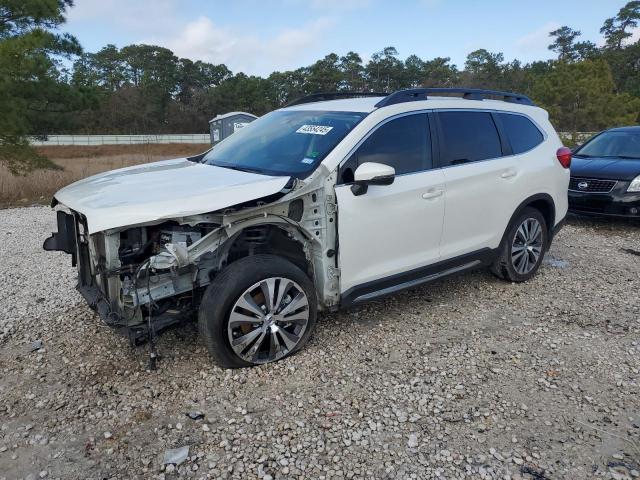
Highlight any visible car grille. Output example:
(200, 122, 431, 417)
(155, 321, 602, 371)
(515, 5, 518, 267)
(569, 177, 617, 193)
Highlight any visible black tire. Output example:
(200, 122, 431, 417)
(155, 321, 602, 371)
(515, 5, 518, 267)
(198, 254, 317, 368)
(490, 207, 548, 282)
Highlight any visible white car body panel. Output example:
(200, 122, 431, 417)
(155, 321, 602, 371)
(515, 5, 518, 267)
(321, 97, 568, 293)
(336, 169, 446, 293)
(437, 136, 568, 260)
(439, 156, 520, 259)
(54, 158, 291, 234)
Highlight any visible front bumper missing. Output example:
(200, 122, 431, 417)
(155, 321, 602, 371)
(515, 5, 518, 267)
(43, 211, 78, 264)
(44, 210, 120, 324)
(77, 282, 114, 322)
(42, 210, 120, 325)
(43, 210, 193, 334)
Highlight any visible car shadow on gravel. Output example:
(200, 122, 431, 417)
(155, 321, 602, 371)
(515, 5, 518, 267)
(136, 259, 555, 363)
(318, 267, 498, 332)
(115, 266, 493, 371)
(567, 212, 640, 231)
(71, 212, 638, 370)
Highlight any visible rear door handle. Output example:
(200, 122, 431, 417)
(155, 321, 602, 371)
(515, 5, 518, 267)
(422, 188, 444, 200)
(501, 169, 517, 179)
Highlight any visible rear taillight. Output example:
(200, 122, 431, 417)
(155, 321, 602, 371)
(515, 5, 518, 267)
(556, 147, 572, 169)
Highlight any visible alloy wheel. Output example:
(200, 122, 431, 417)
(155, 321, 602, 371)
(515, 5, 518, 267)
(227, 277, 310, 364)
(511, 217, 543, 275)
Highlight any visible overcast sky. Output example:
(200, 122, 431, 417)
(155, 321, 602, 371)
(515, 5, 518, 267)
(64, 0, 636, 76)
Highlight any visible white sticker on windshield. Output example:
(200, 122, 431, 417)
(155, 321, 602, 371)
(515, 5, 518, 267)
(301, 157, 314, 164)
(296, 125, 333, 135)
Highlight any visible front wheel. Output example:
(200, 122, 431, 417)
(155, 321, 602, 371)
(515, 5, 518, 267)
(491, 207, 548, 282)
(198, 254, 317, 368)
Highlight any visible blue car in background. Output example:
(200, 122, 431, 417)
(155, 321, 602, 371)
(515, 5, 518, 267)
(569, 126, 640, 218)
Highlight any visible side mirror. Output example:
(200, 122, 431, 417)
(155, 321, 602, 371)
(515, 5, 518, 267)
(351, 162, 395, 196)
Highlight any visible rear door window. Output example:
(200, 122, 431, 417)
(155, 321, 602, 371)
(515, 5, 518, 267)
(437, 111, 502, 166)
(498, 113, 544, 154)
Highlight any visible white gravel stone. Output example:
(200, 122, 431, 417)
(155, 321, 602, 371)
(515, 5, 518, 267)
(0, 207, 638, 479)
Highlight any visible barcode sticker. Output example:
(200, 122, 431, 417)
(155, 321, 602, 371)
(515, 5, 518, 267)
(296, 125, 333, 135)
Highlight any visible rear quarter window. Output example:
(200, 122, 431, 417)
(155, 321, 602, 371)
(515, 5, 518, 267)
(498, 113, 544, 154)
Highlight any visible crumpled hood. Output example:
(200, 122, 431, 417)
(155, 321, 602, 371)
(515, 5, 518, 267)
(55, 158, 291, 233)
(571, 156, 640, 181)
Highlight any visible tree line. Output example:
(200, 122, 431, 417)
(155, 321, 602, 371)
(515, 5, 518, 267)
(2, 0, 640, 172)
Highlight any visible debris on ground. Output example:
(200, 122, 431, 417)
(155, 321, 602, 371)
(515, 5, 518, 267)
(185, 411, 205, 421)
(543, 255, 569, 268)
(163, 446, 189, 466)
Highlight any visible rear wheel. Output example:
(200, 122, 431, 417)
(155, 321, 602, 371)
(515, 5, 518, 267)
(491, 207, 548, 282)
(198, 254, 317, 368)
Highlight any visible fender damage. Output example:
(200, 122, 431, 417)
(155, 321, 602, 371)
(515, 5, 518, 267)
(44, 162, 339, 339)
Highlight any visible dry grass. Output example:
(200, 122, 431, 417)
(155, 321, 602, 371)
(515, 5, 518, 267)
(36, 143, 210, 160)
(0, 144, 210, 207)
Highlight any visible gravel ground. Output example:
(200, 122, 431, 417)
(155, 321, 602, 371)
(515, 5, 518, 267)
(0, 206, 639, 480)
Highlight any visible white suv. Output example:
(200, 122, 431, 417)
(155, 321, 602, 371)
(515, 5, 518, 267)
(44, 88, 570, 368)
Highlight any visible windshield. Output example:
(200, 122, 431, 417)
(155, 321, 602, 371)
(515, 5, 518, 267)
(203, 110, 367, 177)
(575, 131, 640, 159)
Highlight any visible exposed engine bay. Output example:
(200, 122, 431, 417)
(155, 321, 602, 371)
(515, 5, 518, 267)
(44, 169, 340, 347)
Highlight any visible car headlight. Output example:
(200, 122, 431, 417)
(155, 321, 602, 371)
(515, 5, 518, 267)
(628, 175, 640, 192)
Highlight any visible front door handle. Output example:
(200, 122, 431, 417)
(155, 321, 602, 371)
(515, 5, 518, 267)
(501, 169, 517, 179)
(422, 188, 444, 200)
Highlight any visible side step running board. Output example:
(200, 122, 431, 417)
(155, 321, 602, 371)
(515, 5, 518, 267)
(352, 260, 481, 303)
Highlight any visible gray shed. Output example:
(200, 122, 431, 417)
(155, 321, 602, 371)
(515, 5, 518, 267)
(208, 112, 258, 144)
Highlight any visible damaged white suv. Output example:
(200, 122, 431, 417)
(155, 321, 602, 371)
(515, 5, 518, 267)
(44, 88, 570, 368)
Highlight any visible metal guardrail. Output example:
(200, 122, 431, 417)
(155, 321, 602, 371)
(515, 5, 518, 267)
(30, 132, 596, 147)
(30, 134, 211, 146)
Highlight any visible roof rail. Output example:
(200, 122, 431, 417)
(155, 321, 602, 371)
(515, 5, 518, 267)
(287, 91, 386, 107)
(374, 88, 535, 108)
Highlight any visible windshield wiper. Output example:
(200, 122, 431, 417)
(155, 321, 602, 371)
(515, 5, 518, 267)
(216, 164, 266, 174)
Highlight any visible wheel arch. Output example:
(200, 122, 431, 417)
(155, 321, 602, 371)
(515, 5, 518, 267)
(223, 221, 316, 279)
(501, 193, 556, 248)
